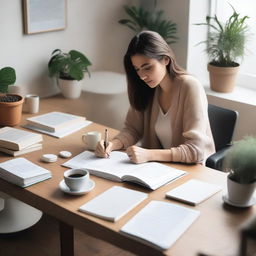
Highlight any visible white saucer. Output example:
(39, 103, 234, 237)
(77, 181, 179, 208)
(59, 179, 95, 195)
(222, 194, 256, 208)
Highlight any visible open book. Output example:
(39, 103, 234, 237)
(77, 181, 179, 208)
(62, 151, 186, 190)
(0, 157, 51, 187)
(120, 200, 200, 250)
(0, 127, 43, 151)
(26, 111, 86, 132)
(79, 186, 147, 222)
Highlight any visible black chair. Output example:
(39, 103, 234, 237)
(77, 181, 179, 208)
(206, 104, 238, 171)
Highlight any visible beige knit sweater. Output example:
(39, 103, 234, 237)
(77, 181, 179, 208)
(115, 75, 215, 164)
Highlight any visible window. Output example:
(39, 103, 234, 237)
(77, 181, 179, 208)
(213, 0, 256, 89)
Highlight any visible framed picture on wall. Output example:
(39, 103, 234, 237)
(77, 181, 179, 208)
(22, 0, 67, 34)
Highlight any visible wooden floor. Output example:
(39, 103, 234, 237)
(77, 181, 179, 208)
(0, 214, 135, 256)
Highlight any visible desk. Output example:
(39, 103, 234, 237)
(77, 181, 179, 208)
(0, 93, 255, 256)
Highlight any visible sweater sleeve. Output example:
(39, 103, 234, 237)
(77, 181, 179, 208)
(170, 77, 214, 164)
(114, 107, 144, 149)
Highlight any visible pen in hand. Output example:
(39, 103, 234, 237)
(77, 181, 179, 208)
(104, 128, 110, 157)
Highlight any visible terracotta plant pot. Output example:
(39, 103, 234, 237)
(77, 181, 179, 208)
(207, 64, 240, 93)
(0, 94, 24, 126)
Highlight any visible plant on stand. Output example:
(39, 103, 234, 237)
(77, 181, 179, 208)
(0, 67, 24, 126)
(48, 49, 92, 99)
(196, 5, 249, 93)
(118, 5, 178, 44)
(223, 136, 256, 207)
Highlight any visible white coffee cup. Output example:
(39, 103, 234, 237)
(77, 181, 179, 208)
(82, 131, 101, 151)
(64, 168, 90, 191)
(24, 94, 40, 114)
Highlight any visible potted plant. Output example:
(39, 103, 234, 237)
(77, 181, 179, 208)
(118, 5, 178, 44)
(196, 6, 249, 92)
(0, 67, 24, 126)
(48, 49, 92, 99)
(223, 136, 256, 207)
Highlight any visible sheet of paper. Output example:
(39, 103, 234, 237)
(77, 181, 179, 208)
(79, 186, 147, 222)
(120, 200, 200, 250)
(166, 179, 222, 205)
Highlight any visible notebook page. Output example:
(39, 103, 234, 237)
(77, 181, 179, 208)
(63, 151, 147, 178)
(120, 200, 200, 250)
(124, 163, 186, 190)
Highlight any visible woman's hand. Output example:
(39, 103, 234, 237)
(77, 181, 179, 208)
(126, 145, 152, 164)
(95, 140, 113, 158)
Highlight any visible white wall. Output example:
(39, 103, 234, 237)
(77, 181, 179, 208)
(1, 0, 255, 139)
(0, 0, 134, 97)
(186, 0, 210, 84)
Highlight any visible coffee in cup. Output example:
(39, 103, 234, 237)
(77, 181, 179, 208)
(64, 168, 89, 191)
(82, 131, 101, 151)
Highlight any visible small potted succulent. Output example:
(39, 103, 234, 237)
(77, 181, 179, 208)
(196, 5, 249, 93)
(223, 136, 256, 207)
(0, 67, 24, 126)
(48, 49, 92, 99)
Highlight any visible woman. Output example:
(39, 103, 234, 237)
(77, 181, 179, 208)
(95, 31, 215, 164)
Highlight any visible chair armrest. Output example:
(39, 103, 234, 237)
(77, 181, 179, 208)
(206, 146, 231, 171)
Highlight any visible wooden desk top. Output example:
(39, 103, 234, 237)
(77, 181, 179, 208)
(0, 93, 255, 256)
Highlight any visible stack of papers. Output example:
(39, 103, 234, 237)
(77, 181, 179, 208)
(0, 127, 43, 156)
(0, 157, 51, 187)
(24, 111, 92, 138)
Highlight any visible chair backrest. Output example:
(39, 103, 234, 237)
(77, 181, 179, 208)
(208, 104, 238, 151)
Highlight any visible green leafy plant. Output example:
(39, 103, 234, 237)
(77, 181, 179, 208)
(196, 5, 249, 67)
(119, 5, 178, 44)
(48, 49, 92, 81)
(224, 136, 256, 184)
(0, 67, 16, 93)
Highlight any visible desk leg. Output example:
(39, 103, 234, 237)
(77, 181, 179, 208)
(59, 221, 74, 256)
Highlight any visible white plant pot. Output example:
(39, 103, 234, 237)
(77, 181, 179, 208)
(58, 78, 82, 99)
(227, 175, 256, 206)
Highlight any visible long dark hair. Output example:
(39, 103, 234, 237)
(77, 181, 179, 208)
(124, 30, 186, 111)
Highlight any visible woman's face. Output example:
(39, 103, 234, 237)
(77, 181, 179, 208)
(131, 54, 169, 88)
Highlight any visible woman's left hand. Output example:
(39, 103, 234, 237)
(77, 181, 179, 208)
(126, 146, 151, 164)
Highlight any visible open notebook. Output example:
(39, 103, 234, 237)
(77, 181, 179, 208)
(120, 200, 200, 250)
(63, 151, 186, 190)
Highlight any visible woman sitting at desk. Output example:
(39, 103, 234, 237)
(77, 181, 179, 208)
(95, 30, 215, 164)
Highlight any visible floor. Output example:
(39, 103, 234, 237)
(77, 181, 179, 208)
(0, 214, 135, 256)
